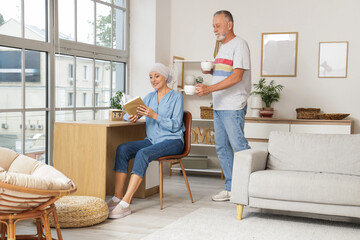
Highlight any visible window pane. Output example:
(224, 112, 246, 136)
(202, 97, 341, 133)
(77, 0, 94, 44)
(55, 55, 74, 108)
(99, 0, 112, 4)
(112, 62, 125, 96)
(58, 0, 75, 40)
(26, 50, 46, 108)
(76, 110, 93, 121)
(0, 112, 22, 153)
(113, 8, 125, 50)
(114, 0, 126, 8)
(95, 60, 111, 107)
(56, 111, 74, 121)
(96, 3, 112, 47)
(0, 46, 22, 109)
(0, 0, 22, 38)
(76, 57, 93, 107)
(24, 0, 46, 41)
(95, 109, 109, 120)
(25, 111, 46, 162)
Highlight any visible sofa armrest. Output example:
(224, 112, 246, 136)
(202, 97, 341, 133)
(230, 149, 268, 205)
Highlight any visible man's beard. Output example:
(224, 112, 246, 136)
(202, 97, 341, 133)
(215, 33, 226, 41)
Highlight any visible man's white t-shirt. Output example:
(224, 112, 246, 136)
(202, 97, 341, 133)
(212, 36, 251, 110)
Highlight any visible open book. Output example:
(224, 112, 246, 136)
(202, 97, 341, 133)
(123, 96, 145, 117)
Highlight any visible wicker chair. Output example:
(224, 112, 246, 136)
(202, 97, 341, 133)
(0, 147, 76, 240)
(155, 111, 194, 209)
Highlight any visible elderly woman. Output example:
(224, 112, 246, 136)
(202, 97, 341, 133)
(107, 63, 185, 219)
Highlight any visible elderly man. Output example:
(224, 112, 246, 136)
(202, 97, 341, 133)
(195, 10, 251, 201)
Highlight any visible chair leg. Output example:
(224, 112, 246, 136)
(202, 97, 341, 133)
(42, 211, 53, 240)
(36, 218, 43, 240)
(0, 223, 6, 240)
(179, 160, 194, 203)
(159, 160, 164, 209)
(237, 204, 244, 220)
(8, 219, 15, 240)
(51, 205, 63, 240)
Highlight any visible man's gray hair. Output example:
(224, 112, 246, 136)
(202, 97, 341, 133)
(213, 10, 234, 23)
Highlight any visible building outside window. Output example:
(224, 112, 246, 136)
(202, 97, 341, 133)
(69, 64, 74, 80)
(83, 65, 88, 81)
(68, 93, 73, 106)
(0, 0, 129, 164)
(83, 93, 87, 106)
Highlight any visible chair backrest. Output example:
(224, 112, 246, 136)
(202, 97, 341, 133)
(156, 111, 192, 161)
(182, 111, 192, 157)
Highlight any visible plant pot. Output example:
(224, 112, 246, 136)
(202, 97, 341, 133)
(259, 108, 274, 118)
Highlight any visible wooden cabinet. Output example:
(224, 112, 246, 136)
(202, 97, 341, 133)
(176, 117, 352, 176)
(54, 120, 159, 200)
(245, 118, 352, 141)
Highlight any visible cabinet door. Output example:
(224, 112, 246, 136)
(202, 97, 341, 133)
(290, 124, 351, 134)
(245, 123, 290, 139)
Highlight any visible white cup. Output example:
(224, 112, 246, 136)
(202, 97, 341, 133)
(201, 61, 214, 71)
(184, 85, 196, 95)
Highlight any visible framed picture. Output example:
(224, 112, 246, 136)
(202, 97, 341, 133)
(173, 56, 185, 89)
(318, 41, 348, 78)
(261, 32, 298, 77)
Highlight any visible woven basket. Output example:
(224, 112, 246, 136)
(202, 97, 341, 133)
(296, 108, 320, 119)
(200, 106, 214, 119)
(49, 196, 109, 228)
(318, 113, 350, 120)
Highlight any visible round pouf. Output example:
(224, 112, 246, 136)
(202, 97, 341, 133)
(49, 196, 109, 228)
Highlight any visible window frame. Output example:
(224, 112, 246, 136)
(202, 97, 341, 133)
(0, 0, 130, 165)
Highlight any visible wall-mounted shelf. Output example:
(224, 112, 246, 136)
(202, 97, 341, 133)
(173, 59, 214, 63)
(171, 166, 222, 174)
(191, 143, 216, 147)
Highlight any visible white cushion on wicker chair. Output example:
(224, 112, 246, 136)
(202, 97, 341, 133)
(0, 147, 74, 212)
(0, 147, 19, 171)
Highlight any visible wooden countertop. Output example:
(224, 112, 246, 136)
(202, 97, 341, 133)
(55, 119, 146, 127)
(245, 117, 352, 125)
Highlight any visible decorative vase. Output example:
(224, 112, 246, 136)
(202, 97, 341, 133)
(259, 108, 274, 118)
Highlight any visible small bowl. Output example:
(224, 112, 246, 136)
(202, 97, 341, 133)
(184, 85, 196, 95)
(201, 61, 214, 71)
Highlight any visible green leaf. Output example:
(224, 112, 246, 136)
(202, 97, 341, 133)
(250, 78, 284, 108)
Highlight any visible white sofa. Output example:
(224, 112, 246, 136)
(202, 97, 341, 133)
(231, 131, 360, 220)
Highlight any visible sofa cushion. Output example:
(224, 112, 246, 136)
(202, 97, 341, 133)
(249, 170, 360, 206)
(0, 147, 19, 171)
(267, 131, 360, 176)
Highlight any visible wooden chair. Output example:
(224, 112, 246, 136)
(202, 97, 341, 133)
(0, 182, 76, 240)
(155, 111, 194, 209)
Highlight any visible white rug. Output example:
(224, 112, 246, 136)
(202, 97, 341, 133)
(142, 207, 360, 240)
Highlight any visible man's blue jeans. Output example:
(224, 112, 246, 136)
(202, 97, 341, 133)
(114, 139, 184, 178)
(214, 106, 250, 191)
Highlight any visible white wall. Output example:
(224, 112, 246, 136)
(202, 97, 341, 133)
(170, 0, 360, 133)
(129, 0, 171, 98)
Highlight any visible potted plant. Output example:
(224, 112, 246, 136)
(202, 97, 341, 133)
(251, 78, 284, 118)
(109, 91, 124, 121)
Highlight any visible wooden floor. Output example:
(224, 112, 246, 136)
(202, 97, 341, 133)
(16, 173, 236, 239)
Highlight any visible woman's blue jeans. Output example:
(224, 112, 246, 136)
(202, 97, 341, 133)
(114, 139, 184, 178)
(214, 106, 250, 191)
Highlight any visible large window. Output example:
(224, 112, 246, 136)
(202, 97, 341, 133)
(0, 0, 130, 164)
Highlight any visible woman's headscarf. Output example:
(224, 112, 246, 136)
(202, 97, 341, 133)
(149, 63, 173, 83)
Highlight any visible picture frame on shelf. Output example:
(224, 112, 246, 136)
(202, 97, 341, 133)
(173, 56, 185, 89)
(318, 41, 349, 78)
(261, 32, 298, 77)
